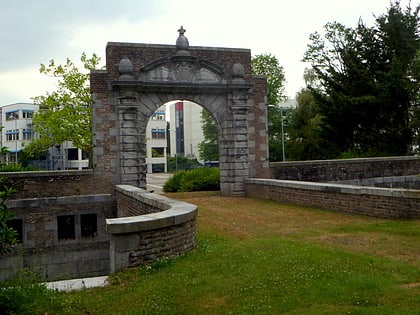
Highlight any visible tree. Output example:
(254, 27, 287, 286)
(303, 1, 420, 157)
(410, 51, 420, 154)
(251, 53, 286, 106)
(0, 178, 17, 255)
(24, 53, 101, 162)
(251, 53, 287, 161)
(288, 87, 325, 160)
(198, 110, 219, 162)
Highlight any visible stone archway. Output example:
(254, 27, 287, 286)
(90, 27, 269, 196)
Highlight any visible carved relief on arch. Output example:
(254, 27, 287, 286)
(139, 56, 225, 84)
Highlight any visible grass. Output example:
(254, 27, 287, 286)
(17, 192, 420, 314)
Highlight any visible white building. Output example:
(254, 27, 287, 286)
(146, 105, 168, 173)
(145, 101, 205, 173)
(168, 101, 204, 159)
(0, 103, 88, 170)
(1, 103, 37, 164)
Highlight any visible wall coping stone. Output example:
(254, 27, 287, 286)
(106, 185, 197, 234)
(245, 178, 420, 199)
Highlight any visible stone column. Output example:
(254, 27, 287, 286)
(219, 88, 252, 196)
(116, 101, 146, 189)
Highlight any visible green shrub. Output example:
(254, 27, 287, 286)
(0, 164, 37, 172)
(0, 178, 17, 255)
(0, 270, 61, 315)
(163, 167, 220, 192)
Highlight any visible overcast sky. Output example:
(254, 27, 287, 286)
(0, 0, 410, 105)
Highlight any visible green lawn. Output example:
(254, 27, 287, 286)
(13, 192, 420, 314)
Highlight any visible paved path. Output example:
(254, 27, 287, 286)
(146, 173, 172, 194)
(46, 276, 108, 292)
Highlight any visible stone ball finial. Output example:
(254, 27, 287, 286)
(118, 57, 134, 80)
(176, 26, 190, 55)
(232, 63, 245, 84)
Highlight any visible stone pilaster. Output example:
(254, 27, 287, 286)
(116, 102, 146, 189)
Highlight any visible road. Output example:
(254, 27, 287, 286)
(146, 173, 172, 194)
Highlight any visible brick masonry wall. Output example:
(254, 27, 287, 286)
(120, 220, 196, 268)
(244, 179, 419, 219)
(116, 190, 162, 216)
(270, 156, 420, 182)
(1, 195, 116, 281)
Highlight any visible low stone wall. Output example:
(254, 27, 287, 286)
(244, 178, 419, 219)
(270, 156, 420, 182)
(107, 185, 198, 273)
(1, 194, 115, 281)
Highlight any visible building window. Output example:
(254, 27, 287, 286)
(22, 129, 33, 140)
(7, 219, 23, 243)
(151, 128, 166, 139)
(67, 148, 79, 160)
(151, 112, 165, 120)
(152, 147, 165, 157)
(81, 150, 89, 160)
(6, 111, 18, 121)
(57, 215, 76, 240)
(80, 214, 97, 238)
(152, 163, 165, 173)
(6, 130, 19, 141)
(22, 111, 33, 119)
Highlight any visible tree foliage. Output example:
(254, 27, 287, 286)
(303, 1, 419, 157)
(0, 178, 17, 255)
(287, 88, 324, 160)
(251, 53, 286, 105)
(24, 53, 101, 159)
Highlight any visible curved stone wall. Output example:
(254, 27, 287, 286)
(107, 185, 198, 273)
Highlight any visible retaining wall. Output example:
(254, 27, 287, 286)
(244, 178, 419, 219)
(106, 185, 198, 273)
(1, 194, 115, 281)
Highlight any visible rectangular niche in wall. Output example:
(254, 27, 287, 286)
(57, 215, 76, 240)
(80, 213, 98, 238)
(7, 218, 23, 243)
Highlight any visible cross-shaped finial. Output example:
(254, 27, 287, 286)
(178, 26, 186, 36)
